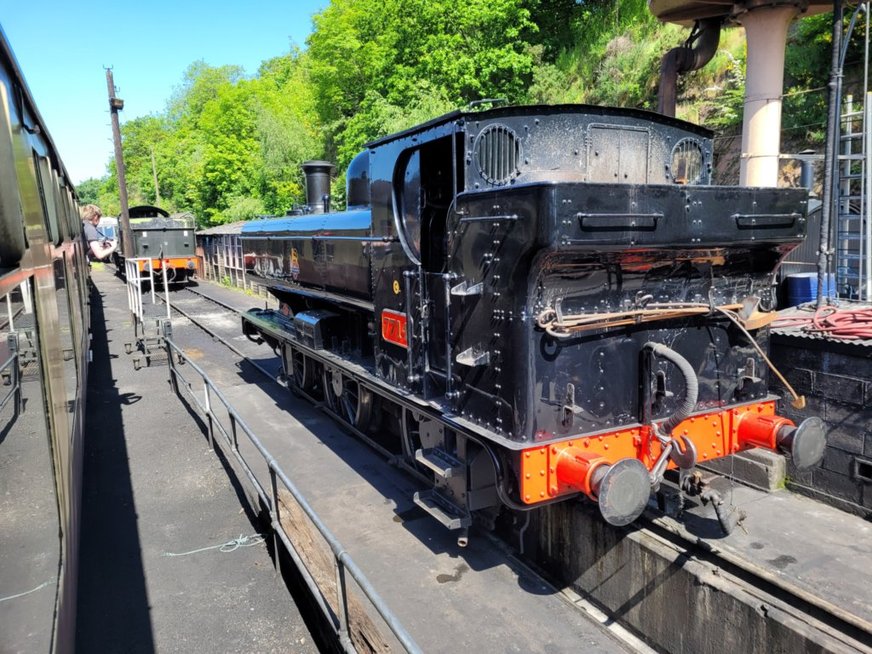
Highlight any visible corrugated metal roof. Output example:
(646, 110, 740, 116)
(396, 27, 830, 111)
(771, 302, 872, 348)
(196, 221, 248, 235)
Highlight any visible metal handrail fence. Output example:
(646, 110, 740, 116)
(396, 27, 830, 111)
(125, 257, 171, 325)
(0, 333, 22, 416)
(161, 324, 421, 654)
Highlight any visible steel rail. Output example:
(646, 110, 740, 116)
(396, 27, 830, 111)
(157, 289, 279, 382)
(640, 510, 872, 651)
(165, 288, 433, 483)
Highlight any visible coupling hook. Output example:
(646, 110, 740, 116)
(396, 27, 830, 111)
(668, 435, 697, 470)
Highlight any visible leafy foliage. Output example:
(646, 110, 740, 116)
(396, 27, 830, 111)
(75, 177, 105, 206)
(106, 56, 323, 226)
(307, 0, 539, 166)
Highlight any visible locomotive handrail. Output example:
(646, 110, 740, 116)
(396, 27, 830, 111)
(163, 332, 421, 654)
(577, 212, 662, 231)
(534, 301, 744, 336)
(310, 235, 399, 242)
(733, 212, 800, 228)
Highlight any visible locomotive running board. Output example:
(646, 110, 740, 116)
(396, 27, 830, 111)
(413, 489, 471, 530)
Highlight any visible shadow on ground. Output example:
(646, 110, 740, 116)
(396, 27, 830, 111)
(75, 284, 154, 653)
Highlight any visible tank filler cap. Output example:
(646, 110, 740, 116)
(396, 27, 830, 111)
(596, 458, 651, 527)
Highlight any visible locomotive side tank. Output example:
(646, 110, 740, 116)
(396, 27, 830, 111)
(241, 105, 825, 532)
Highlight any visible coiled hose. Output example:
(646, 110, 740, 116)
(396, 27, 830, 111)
(773, 305, 872, 340)
(645, 342, 699, 436)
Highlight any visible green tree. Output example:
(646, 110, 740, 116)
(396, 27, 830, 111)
(76, 177, 105, 205)
(307, 0, 539, 166)
(252, 52, 324, 214)
(117, 115, 172, 208)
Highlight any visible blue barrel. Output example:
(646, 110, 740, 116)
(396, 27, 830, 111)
(786, 272, 835, 306)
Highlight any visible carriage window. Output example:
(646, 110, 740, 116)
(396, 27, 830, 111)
(33, 152, 61, 244)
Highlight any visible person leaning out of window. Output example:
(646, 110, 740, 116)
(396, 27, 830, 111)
(81, 204, 117, 261)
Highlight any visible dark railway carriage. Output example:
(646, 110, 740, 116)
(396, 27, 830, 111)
(241, 105, 825, 533)
(115, 205, 197, 284)
(0, 25, 90, 649)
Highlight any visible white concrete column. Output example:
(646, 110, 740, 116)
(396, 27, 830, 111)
(738, 4, 799, 187)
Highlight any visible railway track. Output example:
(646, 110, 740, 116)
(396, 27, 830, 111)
(155, 284, 654, 652)
(640, 513, 872, 651)
(162, 283, 872, 654)
(164, 286, 281, 379)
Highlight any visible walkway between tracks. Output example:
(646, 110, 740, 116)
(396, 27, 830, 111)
(75, 268, 317, 653)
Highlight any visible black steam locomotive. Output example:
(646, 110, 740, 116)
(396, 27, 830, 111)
(240, 104, 825, 533)
(113, 205, 198, 285)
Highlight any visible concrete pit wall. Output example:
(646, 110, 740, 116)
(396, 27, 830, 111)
(528, 503, 861, 653)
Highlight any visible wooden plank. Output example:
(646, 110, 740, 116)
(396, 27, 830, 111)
(277, 489, 393, 653)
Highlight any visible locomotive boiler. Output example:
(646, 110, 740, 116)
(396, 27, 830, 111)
(240, 105, 825, 533)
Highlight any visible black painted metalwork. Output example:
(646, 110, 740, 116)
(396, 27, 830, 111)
(239, 104, 817, 530)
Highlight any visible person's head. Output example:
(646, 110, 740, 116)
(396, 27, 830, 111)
(81, 204, 102, 226)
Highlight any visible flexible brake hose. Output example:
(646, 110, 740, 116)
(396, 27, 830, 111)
(645, 342, 699, 436)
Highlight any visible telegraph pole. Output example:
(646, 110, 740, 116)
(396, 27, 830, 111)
(150, 147, 161, 206)
(105, 68, 133, 256)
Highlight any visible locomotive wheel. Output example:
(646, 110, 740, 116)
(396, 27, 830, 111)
(400, 408, 433, 476)
(400, 407, 420, 460)
(323, 367, 372, 431)
(289, 347, 315, 392)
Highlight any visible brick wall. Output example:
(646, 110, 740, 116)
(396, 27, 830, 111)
(769, 334, 872, 518)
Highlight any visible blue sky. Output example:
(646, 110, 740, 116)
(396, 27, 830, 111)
(2, 1, 328, 184)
